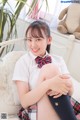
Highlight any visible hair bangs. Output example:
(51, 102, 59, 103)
(30, 27, 44, 38)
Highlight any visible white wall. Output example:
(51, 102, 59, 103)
(68, 41, 80, 81)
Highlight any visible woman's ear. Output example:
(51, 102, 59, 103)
(47, 36, 52, 44)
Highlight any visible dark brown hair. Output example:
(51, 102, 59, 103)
(25, 20, 51, 53)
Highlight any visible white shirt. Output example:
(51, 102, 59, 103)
(12, 51, 69, 89)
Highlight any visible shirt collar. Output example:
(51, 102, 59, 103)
(29, 51, 49, 60)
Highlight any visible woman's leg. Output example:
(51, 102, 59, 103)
(38, 94, 60, 120)
(38, 64, 61, 120)
(48, 95, 77, 120)
(38, 64, 77, 120)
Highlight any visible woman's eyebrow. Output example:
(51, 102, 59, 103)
(27, 37, 32, 39)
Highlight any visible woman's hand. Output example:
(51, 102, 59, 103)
(48, 74, 72, 95)
(47, 90, 63, 98)
(38, 64, 73, 96)
(60, 74, 74, 96)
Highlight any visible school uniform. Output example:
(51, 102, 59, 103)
(12, 51, 69, 88)
(12, 51, 76, 120)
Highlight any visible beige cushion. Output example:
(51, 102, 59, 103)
(0, 51, 26, 115)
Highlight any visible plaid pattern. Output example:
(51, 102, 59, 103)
(18, 104, 37, 120)
(35, 55, 52, 68)
(18, 98, 80, 120)
(71, 97, 80, 120)
(71, 97, 80, 115)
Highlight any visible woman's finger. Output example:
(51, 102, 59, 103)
(47, 90, 57, 96)
(53, 93, 62, 98)
(59, 74, 71, 79)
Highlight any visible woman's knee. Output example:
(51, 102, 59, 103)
(39, 63, 61, 81)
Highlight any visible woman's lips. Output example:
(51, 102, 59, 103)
(32, 49, 39, 53)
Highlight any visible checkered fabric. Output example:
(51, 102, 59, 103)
(71, 97, 80, 120)
(18, 104, 37, 120)
(71, 97, 80, 115)
(18, 98, 80, 120)
(35, 55, 52, 68)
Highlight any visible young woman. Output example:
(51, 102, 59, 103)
(12, 20, 77, 120)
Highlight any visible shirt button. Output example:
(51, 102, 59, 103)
(55, 102, 59, 106)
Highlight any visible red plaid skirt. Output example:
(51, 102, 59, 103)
(18, 98, 80, 120)
(18, 104, 37, 120)
(71, 97, 80, 120)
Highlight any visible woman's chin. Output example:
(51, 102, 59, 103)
(32, 51, 39, 56)
(31, 50, 45, 57)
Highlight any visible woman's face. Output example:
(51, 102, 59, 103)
(26, 28, 52, 57)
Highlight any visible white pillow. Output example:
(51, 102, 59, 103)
(0, 60, 7, 89)
(0, 51, 26, 115)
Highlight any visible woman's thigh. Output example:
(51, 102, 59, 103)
(37, 64, 61, 120)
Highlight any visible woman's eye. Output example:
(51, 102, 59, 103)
(27, 39, 32, 42)
(37, 38, 42, 41)
(37, 39, 40, 41)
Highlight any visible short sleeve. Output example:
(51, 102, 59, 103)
(12, 57, 29, 83)
(59, 57, 69, 74)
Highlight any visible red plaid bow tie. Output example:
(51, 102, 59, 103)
(35, 55, 52, 68)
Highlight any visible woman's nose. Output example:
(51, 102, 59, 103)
(31, 41, 37, 48)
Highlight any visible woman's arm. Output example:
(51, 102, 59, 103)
(38, 64, 73, 98)
(47, 76, 74, 98)
(15, 79, 49, 109)
(15, 73, 70, 109)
